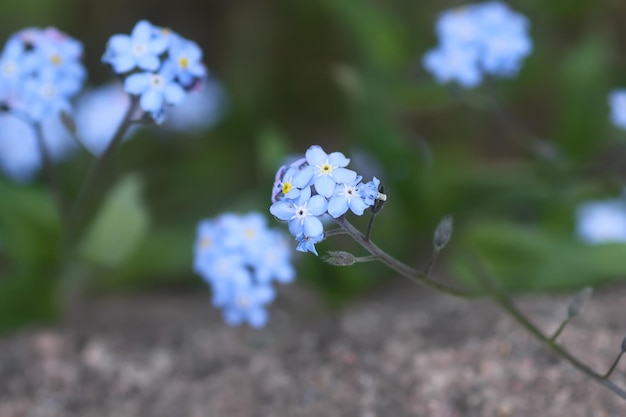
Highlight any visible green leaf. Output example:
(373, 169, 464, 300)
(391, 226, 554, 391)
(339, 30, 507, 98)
(452, 220, 626, 294)
(79, 174, 150, 268)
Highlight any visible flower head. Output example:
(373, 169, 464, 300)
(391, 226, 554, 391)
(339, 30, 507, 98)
(576, 199, 626, 244)
(102, 20, 208, 123)
(269, 145, 386, 256)
(423, 1, 532, 88)
(193, 212, 295, 328)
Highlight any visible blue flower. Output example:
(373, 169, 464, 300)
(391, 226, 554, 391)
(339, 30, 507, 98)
(609, 89, 626, 130)
(422, 44, 482, 88)
(168, 35, 206, 88)
(361, 177, 381, 206)
(221, 281, 275, 328)
(270, 186, 328, 238)
(124, 62, 186, 122)
(102, 20, 168, 74)
(576, 199, 626, 244)
(304, 145, 357, 198)
(254, 230, 295, 284)
(0, 27, 86, 121)
(295, 232, 323, 256)
(327, 176, 371, 218)
(193, 212, 296, 328)
(423, 1, 532, 88)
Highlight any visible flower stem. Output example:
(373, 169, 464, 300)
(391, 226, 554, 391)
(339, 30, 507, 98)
(68, 96, 140, 243)
(468, 256, 626, 401)
(335, 217, 479, 298)
(33, 121, 69, 227)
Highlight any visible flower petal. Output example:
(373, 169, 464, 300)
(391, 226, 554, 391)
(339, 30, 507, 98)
(303, 216, 323, 237)
(307, 195, 328, 216)
(305, 145, 327, 165)
(269, 201, 294, 221)
(327, 195, 349, 218)
(332, 168, 357, 184)
(314, 175, 335, 198)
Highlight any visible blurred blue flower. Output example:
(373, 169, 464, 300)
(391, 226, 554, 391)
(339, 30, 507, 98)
(423, 1, 532, 88)
(608, 89, 626, 130)
(102, 20, 168, 74)
(74, 83, 142, 156)
(193, 212, 295, 328)
(103, 19, 208, 124)
(124, 63, 186, 122)
(162, 77, 226, 133)
(576, 199, 626, 244)
(0, 113, 74, 182)
(422, 44, 482, 88)
(0, 27, 86, 122)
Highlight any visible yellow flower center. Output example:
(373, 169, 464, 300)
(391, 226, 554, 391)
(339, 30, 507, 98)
(244, 228, 256, 239)
(321, 163, 332, 175)
(178, 56, 189, 69)
(282, 182, 292, 195)
(50, 54, 62, 66)
(199, 237, 212, 249)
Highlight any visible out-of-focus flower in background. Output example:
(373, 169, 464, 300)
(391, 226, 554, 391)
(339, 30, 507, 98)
(576, 198, 626, 244)
(608, 89, 626, 130)
(193, 212, 295, 328)
(0, 114, 74, 182)
(422, 1, 532, 87)
(102, 19, 207, 123)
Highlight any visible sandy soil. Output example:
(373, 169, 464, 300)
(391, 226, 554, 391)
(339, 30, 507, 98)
(0, 280, 624, 417)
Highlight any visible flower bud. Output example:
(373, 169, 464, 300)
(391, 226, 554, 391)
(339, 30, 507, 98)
(322, 251, 356, 266)
(567, 286, 593, 319)
(433, 215, 453, 251)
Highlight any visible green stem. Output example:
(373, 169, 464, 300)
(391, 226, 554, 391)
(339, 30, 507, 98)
(467, 257, 626, 401)
(335, 217, 479, 298)
(33, 121, 69, 227)
(68, 96, 141, 242)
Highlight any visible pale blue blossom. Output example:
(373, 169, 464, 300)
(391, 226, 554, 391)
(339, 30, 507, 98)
(124, 63, 186, 122)
(102, 20, 168, 74)
(327, 177, 370, 218)
(576, 199, 626, 244)
(193, 212, 295, 328)
(168, 34, 206, 88)
(295, 232, 323, 256)
(270, 186, 328, 238)
(609, 89, 626, 130)
(423, 1, 532, 88)
(304, 145, 357, 198)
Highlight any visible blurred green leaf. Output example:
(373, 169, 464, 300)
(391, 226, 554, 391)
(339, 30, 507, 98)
(453, 220, 626, 294)
(79, 173, 150, 268)
(0, 271, 58, 332)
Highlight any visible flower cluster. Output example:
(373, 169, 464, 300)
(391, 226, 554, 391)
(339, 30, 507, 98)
(270, 145, 383, 256)
(0, 27, 86, 122)
(422, 1, 532, 88)
(193, 212, 295, 328)
(102, 20, 206, 122)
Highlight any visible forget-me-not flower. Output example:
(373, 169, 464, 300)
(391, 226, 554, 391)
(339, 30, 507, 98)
(270, 145, 386, 256)
(423, 1, 532, 88)
(193, 212, 295, 328)
(102, 20, 208, 123)
(304, 145, 357, 198)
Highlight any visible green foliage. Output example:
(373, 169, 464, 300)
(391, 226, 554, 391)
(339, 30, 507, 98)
(453, 220, 626, 294)
(79, 174, 150, 268)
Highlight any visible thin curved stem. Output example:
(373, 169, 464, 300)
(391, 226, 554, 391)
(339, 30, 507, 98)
(335, 216, 480, 298)
(33, 121, 69, 227)
(68, 96, 140, 242)
(468, 257, 626, 401)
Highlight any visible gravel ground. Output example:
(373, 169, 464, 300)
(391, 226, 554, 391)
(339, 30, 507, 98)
(0, 280, 625, 417)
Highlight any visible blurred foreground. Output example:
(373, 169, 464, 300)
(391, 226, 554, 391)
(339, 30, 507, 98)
(0, 280, 624, 416)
